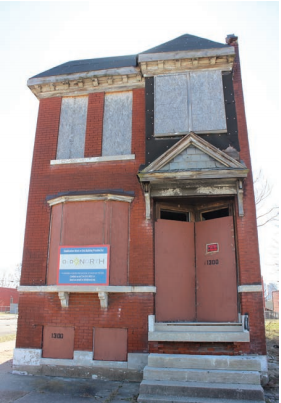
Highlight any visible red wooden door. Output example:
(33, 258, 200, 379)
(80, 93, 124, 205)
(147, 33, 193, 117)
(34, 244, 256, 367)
(195, 216, 238, 322)
(155, 220, 195, 322)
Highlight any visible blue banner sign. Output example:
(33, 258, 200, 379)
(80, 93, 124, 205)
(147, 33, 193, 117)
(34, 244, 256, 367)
(57, 245, 110, 285)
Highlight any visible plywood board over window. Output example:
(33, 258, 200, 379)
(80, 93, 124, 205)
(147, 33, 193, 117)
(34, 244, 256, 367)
(102, 92, 132, 156)
(154, 71, 226, 136)
(56, 96, 88, 159)
(47, 200, 130, 286)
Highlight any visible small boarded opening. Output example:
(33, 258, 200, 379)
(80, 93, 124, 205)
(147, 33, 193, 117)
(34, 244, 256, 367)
(42, 326, 74, 359)
(93, 328, 127, 361)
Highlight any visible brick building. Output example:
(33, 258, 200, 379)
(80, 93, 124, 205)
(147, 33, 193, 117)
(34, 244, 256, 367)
(14, 34, 267, 401)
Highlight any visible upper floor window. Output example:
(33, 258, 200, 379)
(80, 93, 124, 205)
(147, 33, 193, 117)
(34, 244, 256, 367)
(102, 91, 132, 156)
(154, 71, 226, 136)
(56, 96, 88, 159)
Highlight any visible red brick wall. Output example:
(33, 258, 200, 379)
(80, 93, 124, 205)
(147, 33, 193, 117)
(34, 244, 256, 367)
(16, 292, 153, 352)
(20, 59, 266, 357)
(230, 40, 266, 355)
(19, 88, 154, 352)
(84, 92, 104, 157)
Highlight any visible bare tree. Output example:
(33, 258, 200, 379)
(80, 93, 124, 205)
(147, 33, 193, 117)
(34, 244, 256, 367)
(0, 264, 21, 288)
(254, 170, 279, 227)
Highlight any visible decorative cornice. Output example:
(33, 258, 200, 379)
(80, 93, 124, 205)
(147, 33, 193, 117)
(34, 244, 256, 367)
(28, 68, 144, 99)
(140, 132, 247, 175)
(139, 48, 235, 77)
(47, 193, 134, 207)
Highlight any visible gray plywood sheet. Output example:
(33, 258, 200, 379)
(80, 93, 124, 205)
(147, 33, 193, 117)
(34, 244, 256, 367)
(102, 92, 132, 156)
(190, 70, 226, 132)
(56, 96, 88, 159)
(154, 74, 188, 135)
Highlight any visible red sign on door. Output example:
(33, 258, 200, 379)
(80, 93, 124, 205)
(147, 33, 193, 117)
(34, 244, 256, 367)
(206, 243, 219, 253)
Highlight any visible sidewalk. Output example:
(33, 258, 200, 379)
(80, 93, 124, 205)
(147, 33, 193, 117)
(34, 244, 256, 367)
(0, 341, 139, 402)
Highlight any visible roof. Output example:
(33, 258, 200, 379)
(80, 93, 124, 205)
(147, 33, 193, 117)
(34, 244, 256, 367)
(141, 34, 229, 54)
(31, 34, 231, 79)
(32, 54, 138, 79)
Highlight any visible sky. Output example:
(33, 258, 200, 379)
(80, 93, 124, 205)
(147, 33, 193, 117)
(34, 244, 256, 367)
(0, 1, 279, 286)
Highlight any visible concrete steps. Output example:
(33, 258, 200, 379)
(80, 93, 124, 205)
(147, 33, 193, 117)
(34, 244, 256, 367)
(148, 354, 263, 371)
(143, 367, 261, 385)
(137, 354, 265, 402)
(138, 380, 265, 402)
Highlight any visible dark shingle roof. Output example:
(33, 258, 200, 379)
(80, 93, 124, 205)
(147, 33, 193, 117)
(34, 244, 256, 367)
(31, 34, 230, 79)
(32, 55, 138, 79)
(141, 34, 228, 54)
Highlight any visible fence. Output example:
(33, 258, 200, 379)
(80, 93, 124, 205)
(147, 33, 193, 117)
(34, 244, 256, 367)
(264, 310, 279, 320)
(0, 306, 10, 313)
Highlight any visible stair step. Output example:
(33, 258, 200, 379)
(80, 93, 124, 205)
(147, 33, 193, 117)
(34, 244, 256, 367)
(148, 331, 249, 342)
(154, 324, 243, 332)
(139, 380, 265, 401)
(143, 367, 260, 385)
(138, 393, 265, 403)
(148, 354, 262, 371)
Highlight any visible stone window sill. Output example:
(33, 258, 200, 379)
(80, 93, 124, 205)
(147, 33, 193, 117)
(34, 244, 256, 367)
(50, 154, 135, 165)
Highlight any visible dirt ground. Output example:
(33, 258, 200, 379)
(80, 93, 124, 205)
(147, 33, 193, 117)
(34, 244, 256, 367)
(263, 319, 279, 403)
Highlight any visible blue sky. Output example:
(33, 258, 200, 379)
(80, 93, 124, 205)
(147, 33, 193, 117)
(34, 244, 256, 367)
(0, 1, 279, 284)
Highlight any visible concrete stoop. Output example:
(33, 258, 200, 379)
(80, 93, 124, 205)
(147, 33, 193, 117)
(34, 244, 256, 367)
(137, 354, 265, 403)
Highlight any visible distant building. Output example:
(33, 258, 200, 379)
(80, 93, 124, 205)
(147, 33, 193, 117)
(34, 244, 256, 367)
(14, 34, 267, 401)
(0, 287, 19, 313)
(272, 290, 279, 313)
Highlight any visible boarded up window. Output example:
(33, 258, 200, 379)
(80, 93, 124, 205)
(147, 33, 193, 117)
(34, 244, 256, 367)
(47, 200, 130, 286)
(94, 328, 127, 361)
(56, 96, 88, 159)
(190, 71, 226, 132)
(154, 75, 188, 135)
(102, 92, 132, 156)
(154, 71, 226, 136)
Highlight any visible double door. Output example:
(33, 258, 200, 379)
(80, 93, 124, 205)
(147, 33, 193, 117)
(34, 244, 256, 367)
(155, 205, 238, 322)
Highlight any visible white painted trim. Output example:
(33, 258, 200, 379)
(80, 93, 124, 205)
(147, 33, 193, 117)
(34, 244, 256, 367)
(18, 285, 156, 293)
(13, 348, 42, 366)
(238, 285, 263, 293)
(47, 194, 134, 207)
(13, 349, 149, 371)
(50, 154, 135, 165)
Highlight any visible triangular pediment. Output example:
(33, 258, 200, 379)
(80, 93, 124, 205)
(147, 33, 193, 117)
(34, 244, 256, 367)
(141, 132, 246, 174)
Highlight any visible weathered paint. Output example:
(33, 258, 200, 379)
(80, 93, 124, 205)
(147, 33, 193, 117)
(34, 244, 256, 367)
(159, 145, 225, 171)
(56, 96, 88, 159)
(102, 91, 132, 156)
(94, 328, 128, 361)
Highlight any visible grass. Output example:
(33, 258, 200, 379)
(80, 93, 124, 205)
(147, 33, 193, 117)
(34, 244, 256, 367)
(0, 334, 16, 343)
(265, 319, 279, 343)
